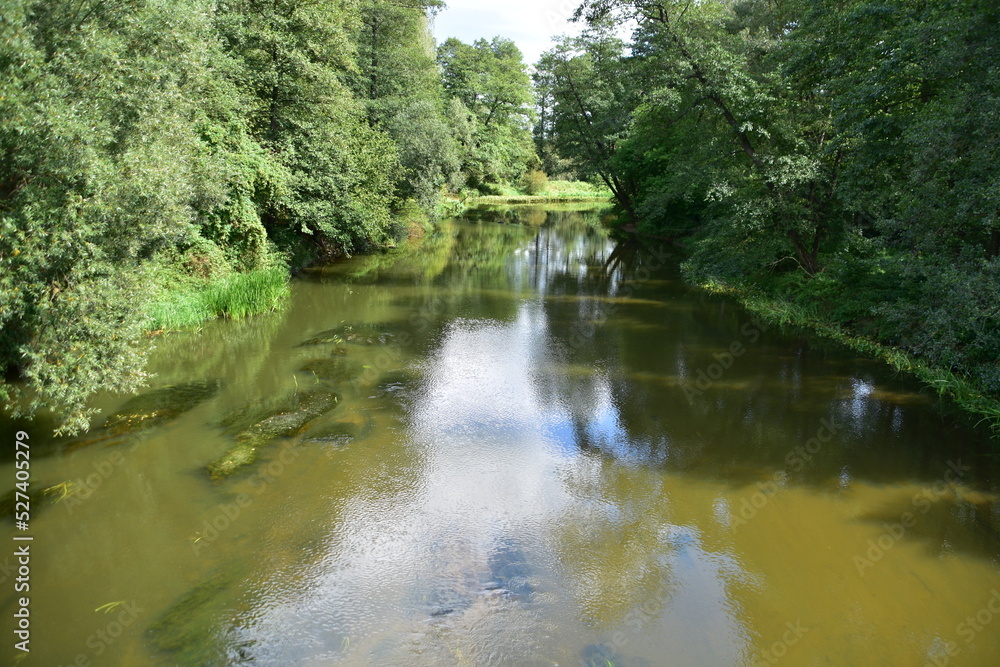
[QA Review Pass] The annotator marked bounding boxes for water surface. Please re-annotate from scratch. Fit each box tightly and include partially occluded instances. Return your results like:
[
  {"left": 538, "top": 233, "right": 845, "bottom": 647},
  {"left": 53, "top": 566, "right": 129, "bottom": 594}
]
[{"left": 4, "top": 205, "right": 999, "bottom": 666}]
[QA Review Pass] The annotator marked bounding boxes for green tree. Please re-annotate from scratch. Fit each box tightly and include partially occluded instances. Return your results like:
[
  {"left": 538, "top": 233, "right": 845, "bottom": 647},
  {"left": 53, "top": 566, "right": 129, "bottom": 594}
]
[
  {"left": 350, "top": 0, "right": 459, "bottom": 213},
  {"left": 438, "top": 37, "right": 537, "bottom": 188},
  {"left": 535, "top": 25, "right": 639, "bottom": 219},
  {"left": 214, "top": 0, "right": 402, "bottom": 255},
  {"left": 778, "top": 0, "right": 1000, "bottom": 390},
  {"left": 0, "top": 0, "right": 247, "bottom": 432},
  {"left": 1, "top": 0, "right": 409, "bottom": 433},
  {"left": 574, "top": 0, "right": 848, "bottom": 275}
]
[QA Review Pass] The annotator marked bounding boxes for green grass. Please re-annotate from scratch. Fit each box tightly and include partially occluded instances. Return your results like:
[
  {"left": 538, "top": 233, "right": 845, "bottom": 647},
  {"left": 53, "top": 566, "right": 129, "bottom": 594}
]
[
  {"left": 466, "top": 180, "right": 612, "bottom": 202},
  {"left": 542, "top": 180, "right": 612, "bottom": 197},
  {"left": 477, "top": 182, "right": 523, "bottom": 197},
  {"left": 146, "top": 265, "right": 289, "bottom": 331},
  {"left": 438, "top": 180, "right": 612, "bottom": 216},
  {"left": 465, "top": 194, "right": 613, "bottom": 205}
]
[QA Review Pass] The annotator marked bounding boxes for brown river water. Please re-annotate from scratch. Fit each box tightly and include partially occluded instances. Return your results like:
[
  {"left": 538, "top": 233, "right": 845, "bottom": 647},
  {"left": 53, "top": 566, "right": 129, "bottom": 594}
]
[{"left": 2, "top": 205, "right": 999, "bottom": 666}]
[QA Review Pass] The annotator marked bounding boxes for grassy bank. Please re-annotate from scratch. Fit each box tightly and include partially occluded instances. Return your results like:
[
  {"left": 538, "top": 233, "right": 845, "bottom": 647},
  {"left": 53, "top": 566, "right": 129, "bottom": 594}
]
[
  {"left": 438, "top": 181, "right": 612, "bottom": 216},
  {"left": 464, "top": 194, "right": 613, "bottom": 205},
  {"left": 146, "top": 265, "right": 290, "bottom": 332},
  {"left": 460, "top": 179, "right": 611, "bottom": 205},
  {"left": 697, "top": 279, "right": 1000, "bottom": 440}
]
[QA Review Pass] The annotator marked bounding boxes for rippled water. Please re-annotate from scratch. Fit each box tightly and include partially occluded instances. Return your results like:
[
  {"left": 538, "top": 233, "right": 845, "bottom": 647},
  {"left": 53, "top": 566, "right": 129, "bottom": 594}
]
[{"left": 3, "top": 205, "right": 999, "bottom": 666}]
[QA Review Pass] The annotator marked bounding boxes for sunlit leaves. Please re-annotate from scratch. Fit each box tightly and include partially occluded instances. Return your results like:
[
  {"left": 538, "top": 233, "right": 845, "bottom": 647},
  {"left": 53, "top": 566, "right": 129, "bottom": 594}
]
[{"left": 438, "top": 37, "right": 537, "bottom": 187}]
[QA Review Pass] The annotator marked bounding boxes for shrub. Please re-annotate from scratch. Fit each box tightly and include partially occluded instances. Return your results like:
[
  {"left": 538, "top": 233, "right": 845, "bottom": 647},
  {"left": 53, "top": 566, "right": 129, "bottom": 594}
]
[{"left": 522, "top": 169, "right": 549, "bottom": 195}]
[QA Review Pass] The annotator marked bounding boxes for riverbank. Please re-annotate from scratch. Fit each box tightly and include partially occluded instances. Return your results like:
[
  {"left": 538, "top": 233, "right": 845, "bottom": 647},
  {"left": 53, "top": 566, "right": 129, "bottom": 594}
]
[
  {"left": 448, "top": 179, "right": 612, "bottom": 209},
  {"left": 463, "top": 194, "right": 612, "bottom": 205},
  {"left": 695, "top": 279, "right": 1000, "bottom": 440},
  {"left": 145, "top": 265, "right": 289, "bottom": 333}
]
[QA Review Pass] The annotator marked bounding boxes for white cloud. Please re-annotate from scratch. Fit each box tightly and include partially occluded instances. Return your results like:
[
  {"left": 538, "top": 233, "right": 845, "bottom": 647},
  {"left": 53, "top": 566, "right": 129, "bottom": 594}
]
[{"left": 432, "top": 0, "right": 585, "bottom": 66}]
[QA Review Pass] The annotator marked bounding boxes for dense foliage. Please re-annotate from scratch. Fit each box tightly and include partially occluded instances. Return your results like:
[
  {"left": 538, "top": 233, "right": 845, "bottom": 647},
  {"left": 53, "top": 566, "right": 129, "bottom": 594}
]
[
  {"left": 438, "top": 36, "right": 538, "bottom": 190},
  {"left": 537, "top": 0, "right": 1000, "bottom": 422},
  {"left": 1, "top": 0, "right": 537, "bottom": 433},
  {"left": 350, "top": 1, "right": 459, "bottom": 215},
  {"left": 11, "top": 0, "right": 990, "bottom": 434}
]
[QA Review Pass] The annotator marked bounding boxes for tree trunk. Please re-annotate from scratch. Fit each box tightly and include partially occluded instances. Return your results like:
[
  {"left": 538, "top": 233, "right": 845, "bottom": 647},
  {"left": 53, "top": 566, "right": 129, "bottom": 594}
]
[
  {"left": 788, "top": 229, "right": 821, "bottom": 275},
  {"left": 268, "top": 85, "right": 280, "bottom": 144},
  {"left": 369, "top": 17, "right": 379, "bottom": 102}
]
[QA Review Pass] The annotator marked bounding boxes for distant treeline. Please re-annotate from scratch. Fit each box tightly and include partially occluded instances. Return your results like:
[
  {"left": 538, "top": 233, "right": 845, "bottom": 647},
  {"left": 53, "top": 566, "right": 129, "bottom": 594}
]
[
  {"left": 0, "top": 0, "right": 537, "bottom": 433},
  {"left": 536, "top": 0, "right": 1000, "bottom": 427}
]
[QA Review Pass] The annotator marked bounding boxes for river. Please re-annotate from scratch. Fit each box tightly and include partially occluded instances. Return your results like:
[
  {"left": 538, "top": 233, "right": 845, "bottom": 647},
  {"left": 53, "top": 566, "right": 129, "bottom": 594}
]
[{"left": 3, "top": 204, "right": 999, "bottom": 666}]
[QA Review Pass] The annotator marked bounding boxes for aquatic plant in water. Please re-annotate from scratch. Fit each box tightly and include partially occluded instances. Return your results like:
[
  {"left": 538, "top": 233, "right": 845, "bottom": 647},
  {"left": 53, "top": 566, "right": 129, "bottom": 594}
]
[
  {"left": 297, "top": 321, "right": 401, "bottom": 347},
  {"left": 147, "top": 568, "right": 241, "bottom": 665},
  {"left": 207, "top": 389, "right": 340, "bottom": 479},
  {"left": 64, "top": 380, "right": 220, "bottom": 451},
  {"left": 299, "top": 357, "right": 364, "bottom": 384},
  {"left": 0, "top": 482, "right": 76, "bottom": 521}
]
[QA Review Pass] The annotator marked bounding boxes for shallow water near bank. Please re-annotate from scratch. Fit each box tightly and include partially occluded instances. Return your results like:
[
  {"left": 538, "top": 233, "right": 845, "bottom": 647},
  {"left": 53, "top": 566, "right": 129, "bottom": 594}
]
[{"left": 3, "top": 206, "right": 999, "bottom": 666}]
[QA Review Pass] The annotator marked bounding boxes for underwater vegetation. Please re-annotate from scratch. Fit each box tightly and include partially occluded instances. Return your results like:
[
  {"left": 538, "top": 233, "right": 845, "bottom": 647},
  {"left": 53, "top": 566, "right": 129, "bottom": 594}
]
[
  {"left": 146, "top": 567, "right": 244, "bottom": 665},
  {"left": 301, "top": 411, "right": 375, "bottom": 447},
  {"left": 64, "top": 380, "right": 220, "bottom": 451},
  {"left": 0, "top": 481, "right": 75, "bottom": 521},
  {"left": 206, "top": 389, "right": 340, "bottom": 479},
  {"left": 298, "top": 356, "right": 364, "bottom": 385},
  {"left": 297, "top": 321, "right": 402, "bottom": 347}
]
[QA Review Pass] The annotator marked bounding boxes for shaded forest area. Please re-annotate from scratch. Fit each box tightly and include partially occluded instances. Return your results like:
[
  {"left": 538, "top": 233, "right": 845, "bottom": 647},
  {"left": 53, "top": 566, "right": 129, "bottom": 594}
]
[{"left": 536, "top": 0, "right": 999, "bottom": 432}]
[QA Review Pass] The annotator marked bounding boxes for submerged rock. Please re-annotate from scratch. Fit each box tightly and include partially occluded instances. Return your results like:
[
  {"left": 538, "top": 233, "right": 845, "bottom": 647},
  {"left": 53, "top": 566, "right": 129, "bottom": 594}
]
[
  {"left": 65, "top": 380, "right": 220, "bottom": 451},
  {"left": 302, "top": 421, "right": 359, "bottom": 447},
  {"left": 424, "top": 583, "right": 475, "bottom": 618},
  {"left": 103, "top": 380, "right": 220, "bottom": 434},
  {"left": 581, "top": 644, "right": 652, "bottom": 667},
  {"left": 299, "top": 357, "right": 363, "bottom": 384},
  {"left": 298, "top": 321, "right": 401, "bottom": 347},
  {"left": 301, "top": 410, "right": 376, "bottom": 449},
  {"left": 220, "top": 390, "right": 340, "bottom": 441},
  {"left": 414, "top": 541, "right": 535, "bottom": 624},
  {"left": 206, "top": 444, "right": 257, "bottom": 481},
  {"left": 207, "top": 389, "right": 340, "bottom": 479},
  {"left": 485, "top": 544, "right": 533, "bottom": 600},
  {"left": 147, "top": 568, "right": 241, "bottom": 666}
]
